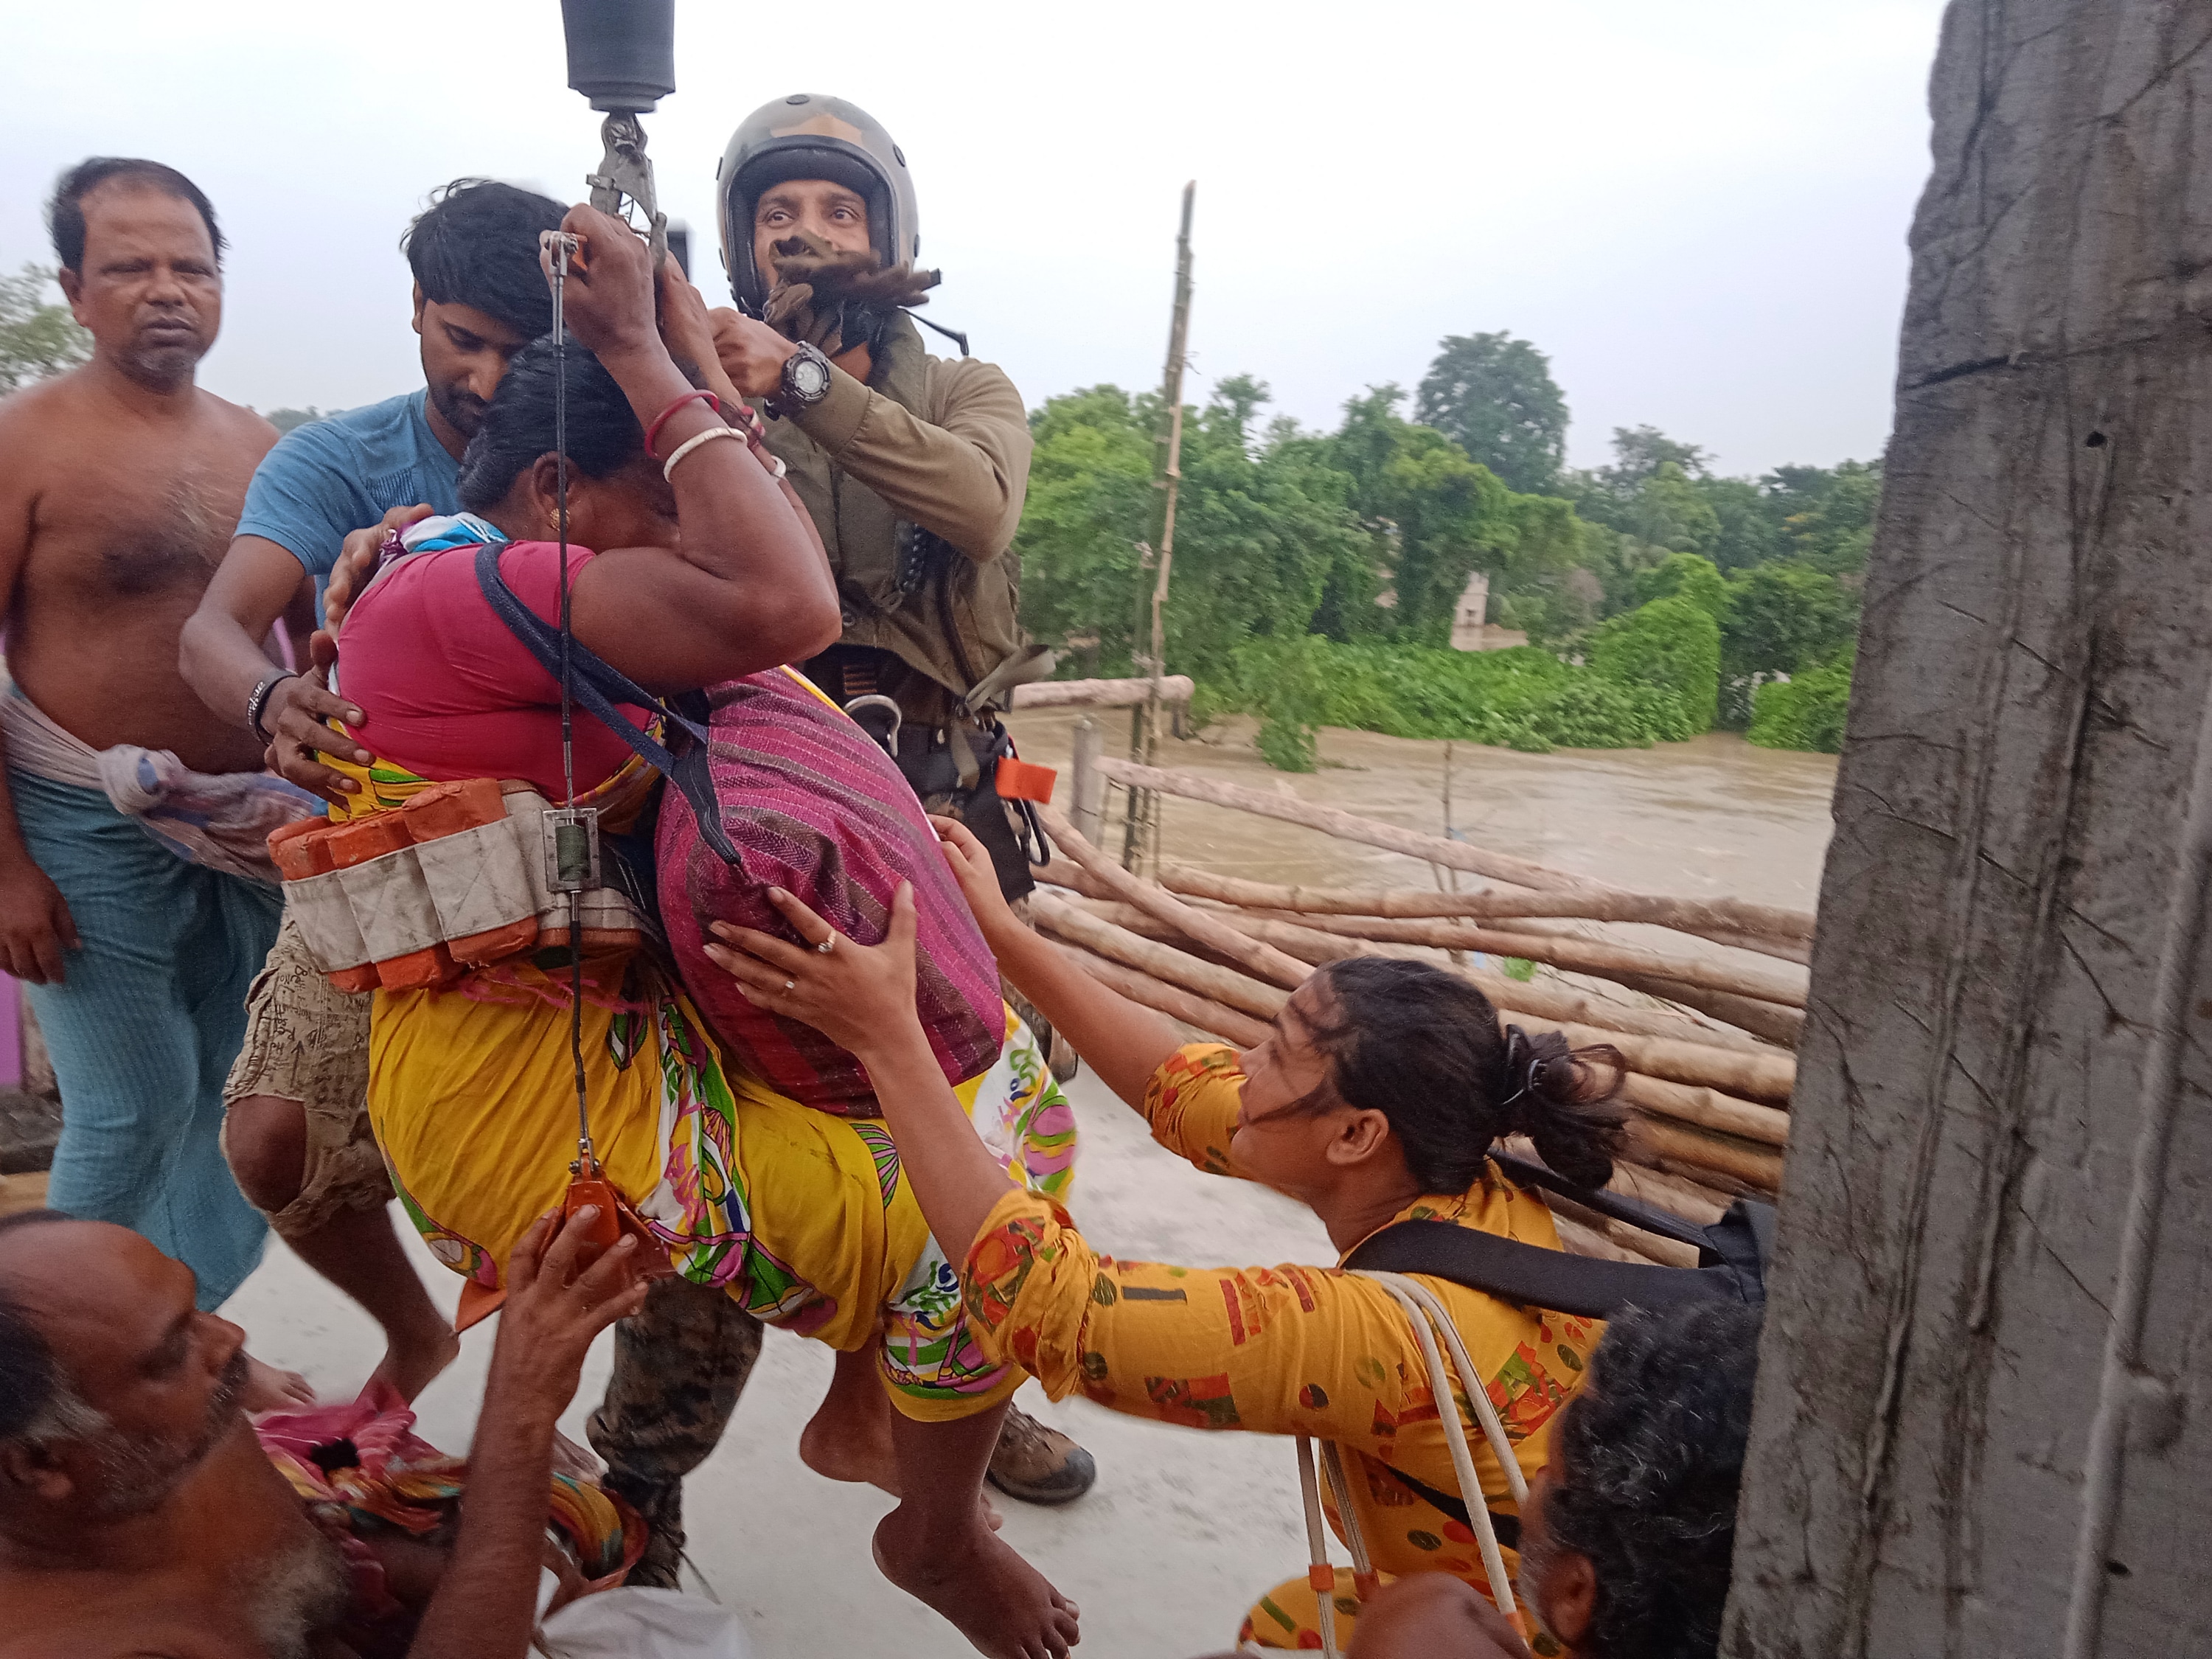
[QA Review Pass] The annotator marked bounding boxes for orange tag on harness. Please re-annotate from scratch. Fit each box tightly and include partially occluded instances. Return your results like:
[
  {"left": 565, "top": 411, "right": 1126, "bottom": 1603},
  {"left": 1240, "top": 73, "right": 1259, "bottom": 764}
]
[
  {"left": 1308, "top": 1564, "right": 1338, "bottom": 1594},
  {"left": 995, "top": 757, "right": 1057, "bottom": 803},
  {"left": 562, "top": 1173, "right": 626, "bottom": 1251}
]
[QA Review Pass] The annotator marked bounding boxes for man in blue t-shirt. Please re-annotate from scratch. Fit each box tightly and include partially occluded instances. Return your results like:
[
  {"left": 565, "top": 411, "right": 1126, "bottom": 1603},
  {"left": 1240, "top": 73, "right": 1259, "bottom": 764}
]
[{"left": 176, "top": 178, "right": 583, "bottom": 1371}]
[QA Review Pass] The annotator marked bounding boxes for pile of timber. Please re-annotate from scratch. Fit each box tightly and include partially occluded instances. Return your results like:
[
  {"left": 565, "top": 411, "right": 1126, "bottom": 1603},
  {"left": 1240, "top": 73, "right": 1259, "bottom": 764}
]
[{"left": 1023, "top": 765, "right": 1815, "bottom": 1254}]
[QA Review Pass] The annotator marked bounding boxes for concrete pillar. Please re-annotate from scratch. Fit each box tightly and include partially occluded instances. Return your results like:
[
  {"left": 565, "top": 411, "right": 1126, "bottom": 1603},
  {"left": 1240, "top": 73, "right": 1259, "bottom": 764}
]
[{"left": 1725, "top": 5, "right": 2212, "bottom": 1654}]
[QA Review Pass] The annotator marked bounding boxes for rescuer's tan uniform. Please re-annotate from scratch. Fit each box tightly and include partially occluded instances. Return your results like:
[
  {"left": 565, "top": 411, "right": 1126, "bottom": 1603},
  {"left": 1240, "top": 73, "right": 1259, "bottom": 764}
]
[{"left": 767, "top": 308, "right": 1034, "bottom": 730}]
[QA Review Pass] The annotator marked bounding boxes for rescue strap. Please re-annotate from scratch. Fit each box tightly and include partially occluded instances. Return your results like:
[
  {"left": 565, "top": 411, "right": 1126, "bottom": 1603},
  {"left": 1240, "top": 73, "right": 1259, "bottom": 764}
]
[{"left": 473, "top": 541, "right": 745, "bottom": 870}]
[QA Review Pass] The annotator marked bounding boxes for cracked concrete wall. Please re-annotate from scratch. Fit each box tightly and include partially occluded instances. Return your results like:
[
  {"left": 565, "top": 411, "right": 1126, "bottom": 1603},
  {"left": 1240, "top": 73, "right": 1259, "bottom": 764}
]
[{"left": 1722, "top": 2, "right": 2212, "bottom": 1655}]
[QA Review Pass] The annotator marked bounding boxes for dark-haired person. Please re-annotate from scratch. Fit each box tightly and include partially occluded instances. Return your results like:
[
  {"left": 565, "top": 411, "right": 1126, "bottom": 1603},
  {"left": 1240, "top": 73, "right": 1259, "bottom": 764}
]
[
  {"left": 175, "top": 178, "right": 570, "bottom": 1406},
  {"left": 703, "top": 819, "right": 1632, "bottom": 1650},
  {"left": 1340, "top": 1301, "right": 1763, "bottom": 1659},
  {"left": 320, "top": 201, "right": 1084, "bottom": 1659},
  {"left": 1512, "top": 1300, "right": 1761, "bottom": 1659},
  {"left": 0, "top": 158, "right": 307, "bottom": 1344},
  {"left": 0, "top": 1204, "right": 677, "bottom": 1658},
  {"left": 712, "top": 89, "right": 1091, "bottom": 1514}
]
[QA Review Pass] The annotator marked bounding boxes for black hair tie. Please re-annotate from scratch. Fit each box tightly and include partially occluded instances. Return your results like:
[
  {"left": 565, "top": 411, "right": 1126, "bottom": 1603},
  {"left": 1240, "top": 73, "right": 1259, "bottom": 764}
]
[{"left": 1499, "top": 1024, "right": 1545, "bottom": 1121}]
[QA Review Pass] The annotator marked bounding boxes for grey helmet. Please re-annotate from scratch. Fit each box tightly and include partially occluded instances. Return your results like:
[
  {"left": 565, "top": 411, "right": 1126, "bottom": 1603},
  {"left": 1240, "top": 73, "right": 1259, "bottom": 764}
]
[{"left": 716, "top": 94, "right": 918, "bottom": 311}]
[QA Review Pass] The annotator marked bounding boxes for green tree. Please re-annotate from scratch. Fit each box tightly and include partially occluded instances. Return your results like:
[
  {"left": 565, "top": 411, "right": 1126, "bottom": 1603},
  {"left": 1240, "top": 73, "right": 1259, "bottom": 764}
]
[
  {"left": 1319, "top": 386, "right": 1577, "bottom": 647},
  {"left": 1700, "top": 475, "right": 1782, "bottom": 571},
  {"left": 1776, "top": 458, "right": 1881, "bottom": 573},
  {"left": 265, "top": 407, "right": 327, "bottom": 435},
  {"left": 1588, "top": 594, "right": 1721, "bottom": 733},
  {"left": 1012, "top": 379, "right": 1367, "bottom": 689},
  {"left": 1633, "top": 551, "right": 1729, "bottom": 619},
  {"left": 1747, "top": 647, "right": 1854, "bottom": 753},
  {"left": 1722, "top": 560, "right": 1860, "bottom": 679},
  {"left": 1414, "top": 332, "right": 1569, "bottom": 495},
  {"left": 0, "top": 264, "right": 90, "bottom": 392}
]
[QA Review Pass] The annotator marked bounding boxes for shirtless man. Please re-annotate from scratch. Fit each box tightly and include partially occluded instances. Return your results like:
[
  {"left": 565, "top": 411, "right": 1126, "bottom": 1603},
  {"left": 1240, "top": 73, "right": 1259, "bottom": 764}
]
[
  {"left": 0, "top": 1206, "right": 653, "bottom": 1658},
  {"left": 0, "top": 159, "right": 302, "bottom": 1321}
]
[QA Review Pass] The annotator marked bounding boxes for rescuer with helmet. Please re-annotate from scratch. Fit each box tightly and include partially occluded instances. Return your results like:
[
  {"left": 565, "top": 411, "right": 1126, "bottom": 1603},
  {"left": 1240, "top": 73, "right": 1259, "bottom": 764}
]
[
  {"left": 639, "top": 94, "right": 1097, "bottom": 1514},
  {"left": 706, "top": 94, "right": 1052, "bottom": 906}
]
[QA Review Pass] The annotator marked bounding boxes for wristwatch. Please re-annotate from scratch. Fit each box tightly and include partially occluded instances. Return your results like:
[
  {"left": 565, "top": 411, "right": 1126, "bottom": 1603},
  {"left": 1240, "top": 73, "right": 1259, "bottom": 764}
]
[{"left": 768, "top": 341, "right": 833, "bottom": 417}]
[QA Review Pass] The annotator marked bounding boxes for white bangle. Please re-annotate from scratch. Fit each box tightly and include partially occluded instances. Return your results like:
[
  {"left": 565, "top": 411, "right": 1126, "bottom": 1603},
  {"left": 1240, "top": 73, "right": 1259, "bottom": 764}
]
[{"left": 661, "top": 423, "right": 745, "bottom": 481}]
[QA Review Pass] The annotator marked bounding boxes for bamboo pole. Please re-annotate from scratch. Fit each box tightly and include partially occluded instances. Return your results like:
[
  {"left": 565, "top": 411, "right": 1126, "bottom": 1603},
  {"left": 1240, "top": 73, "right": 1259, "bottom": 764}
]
[
  {"left": 1552, "top": 1214, "right": 1652, "bottom": 1265},
  {"left": 1011, "top": 675, "right": 1194, "bottom": 712},
  {"left": 1047, "top": 879, "right": 1797, "bottom": 1053},
  {"left": 1157, "top": 864, "right": 1812, "bottom": 964},
  {"left": 1543, "top": 1193, "right": 1703, "bottom": 1268},
  {"left": 1096, "top": 757, "right": 1815, "bottom": 942},
  {"left": 1123, "top": 181, "right": 1197, "bottom": 874},
  {"left": 1227, "top": 907, "right": 1807, "bottom": 1009},
  {"left": 1056, "top": 942, "right": 1271, "bottom": 1047},
  {"left": 1029, "top": 892, "right": 1289, "bottom": 1020},
  {"left": 1626, "top": 1114, "right": 1784, "bottom": 1192},
  {"left": 1037, "top": 863, "right": 1788, "bottom": 1055},
  {"left": 1036, "top": 801, "right": 1311, "bottom": 991},
  {"left": 1035, "top": 899, "right": 1790, "bottom": 1163},
  {"left": 1051, "top": 894, "right": 1799, "bottom": 1102},
  {"left": 1608, "top": 971, "right": 1804, "bottom": 1049},
  {"left": 1617, "top": 1073, "right": 1788, "bottom": 1149}
]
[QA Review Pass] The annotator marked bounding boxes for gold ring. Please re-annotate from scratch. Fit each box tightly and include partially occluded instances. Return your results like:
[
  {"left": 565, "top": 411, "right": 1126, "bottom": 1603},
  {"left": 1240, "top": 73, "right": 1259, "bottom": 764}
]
[{"left": 815, "top": 935, "right": 835, "bottom": 955}]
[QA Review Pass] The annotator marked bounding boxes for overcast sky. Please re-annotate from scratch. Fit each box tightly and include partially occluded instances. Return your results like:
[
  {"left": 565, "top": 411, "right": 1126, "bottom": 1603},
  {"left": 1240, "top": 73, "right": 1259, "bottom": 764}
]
[{"left": 0, "top": 0, "right": 1948, "bottom": 479}]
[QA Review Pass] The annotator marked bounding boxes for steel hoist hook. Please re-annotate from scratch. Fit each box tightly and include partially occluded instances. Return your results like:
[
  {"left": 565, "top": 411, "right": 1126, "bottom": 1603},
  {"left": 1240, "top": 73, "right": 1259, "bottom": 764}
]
[{"left": 587, "top": 113, "right": 669, "bottom": 270}]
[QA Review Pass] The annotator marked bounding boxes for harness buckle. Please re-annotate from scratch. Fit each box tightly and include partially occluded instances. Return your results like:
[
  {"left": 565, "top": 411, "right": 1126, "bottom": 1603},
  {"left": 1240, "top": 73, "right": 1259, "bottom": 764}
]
[{"left": 544, "top": 807, "right": 602, "bottom": 893}]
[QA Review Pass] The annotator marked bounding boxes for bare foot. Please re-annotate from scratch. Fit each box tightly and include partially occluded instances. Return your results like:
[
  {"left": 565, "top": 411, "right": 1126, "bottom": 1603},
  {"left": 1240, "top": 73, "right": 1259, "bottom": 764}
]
[
  {"left": 800, "top": 1411, "right": 1003, "bottom": 1529},
  {"left": 243, "top": 1354, "right": 316, "bottom": 1413},
  {"left": 800, "top": 1391, "right": 897, "bottom": 1488},
  {"left": 874, "top": 1500, "right": 1079, "bottom": 1658},
  {"left": 367, "top": 1318, "right": 462, "bottom": 1403}
]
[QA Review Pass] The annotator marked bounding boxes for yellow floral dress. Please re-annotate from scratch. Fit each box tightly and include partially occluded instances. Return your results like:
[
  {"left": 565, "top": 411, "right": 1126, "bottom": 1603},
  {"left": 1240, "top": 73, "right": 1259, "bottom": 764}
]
[{"left": 959, "top": 1043, "right": 1601, "bottom": 1648}]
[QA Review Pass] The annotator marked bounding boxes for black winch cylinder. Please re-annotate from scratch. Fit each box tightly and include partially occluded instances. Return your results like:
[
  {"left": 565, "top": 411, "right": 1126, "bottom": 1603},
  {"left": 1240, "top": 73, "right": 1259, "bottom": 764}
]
[{"left": 561, "top": 0, "right": 676, "bottom": 113}]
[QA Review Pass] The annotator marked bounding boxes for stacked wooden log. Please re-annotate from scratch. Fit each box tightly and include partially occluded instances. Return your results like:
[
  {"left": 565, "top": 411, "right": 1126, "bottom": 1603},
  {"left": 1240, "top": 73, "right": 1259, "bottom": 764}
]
[{"left": 1024, "top": 766, "right": 1815, "bottom": 1243}]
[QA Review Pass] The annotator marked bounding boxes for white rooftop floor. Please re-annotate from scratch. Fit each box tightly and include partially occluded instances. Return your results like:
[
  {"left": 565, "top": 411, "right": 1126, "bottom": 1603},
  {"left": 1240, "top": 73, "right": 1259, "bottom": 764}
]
[{"left": 220, "top": 1063, "right": 1336, "bottom": 1658}]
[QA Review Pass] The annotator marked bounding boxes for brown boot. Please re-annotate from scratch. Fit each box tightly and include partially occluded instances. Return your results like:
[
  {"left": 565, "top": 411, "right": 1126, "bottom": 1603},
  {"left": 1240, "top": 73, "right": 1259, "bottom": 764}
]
[{"left": 985, "top": 1405, "right": 1097, "bottom": 1506}]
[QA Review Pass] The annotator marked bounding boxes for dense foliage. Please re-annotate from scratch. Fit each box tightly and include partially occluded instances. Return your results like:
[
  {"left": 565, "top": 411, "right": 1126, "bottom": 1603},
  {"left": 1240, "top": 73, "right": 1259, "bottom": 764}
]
[
  {"left": 1747, "top": 649, "right": 1854, "bottom": 754},
  {"left": 1010, "top": 332, "right": 1873, "bottom": 766},
  {"left": 0, "top": 263, "right": 91, "bottom": 392}
]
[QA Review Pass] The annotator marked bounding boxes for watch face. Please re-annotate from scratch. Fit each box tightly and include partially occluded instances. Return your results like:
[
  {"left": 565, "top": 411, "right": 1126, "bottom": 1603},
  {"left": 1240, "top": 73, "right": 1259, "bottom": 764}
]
[{"left": 790, "top": 352, "right": 832, "bottom": 401}]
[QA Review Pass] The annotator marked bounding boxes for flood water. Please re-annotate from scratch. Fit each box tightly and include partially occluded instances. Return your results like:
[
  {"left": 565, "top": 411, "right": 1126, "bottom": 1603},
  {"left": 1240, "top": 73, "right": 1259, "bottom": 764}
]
[{"left": 1004, "top": 709, "right": 1840, "bottom": 914}]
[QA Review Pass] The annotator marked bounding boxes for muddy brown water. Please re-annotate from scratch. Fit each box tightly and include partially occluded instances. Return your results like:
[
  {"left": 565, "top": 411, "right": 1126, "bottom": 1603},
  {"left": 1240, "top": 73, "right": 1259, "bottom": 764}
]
[
  {"left": 1005, "top": 709, "right": 1838, "bottom": 909},
  {"left": 1002, "top": 709, "right": 1839, "bottom": 1012}
]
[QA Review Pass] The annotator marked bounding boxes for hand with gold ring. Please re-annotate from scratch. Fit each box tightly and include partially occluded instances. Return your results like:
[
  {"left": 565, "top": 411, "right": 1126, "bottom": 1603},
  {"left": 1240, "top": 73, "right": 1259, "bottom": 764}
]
[{"left": 703, "top": 884, "right": 921, "bottom": 1058}]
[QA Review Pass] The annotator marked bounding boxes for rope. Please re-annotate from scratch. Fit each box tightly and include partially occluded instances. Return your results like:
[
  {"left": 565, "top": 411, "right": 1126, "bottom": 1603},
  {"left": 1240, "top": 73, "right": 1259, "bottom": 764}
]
[
  {"left": 1289, "top": 1272, "right": 1532, "bottom": 1655},
  {"left": 1294, "top": 1433, "right": 1343, "bottom": 1659},
  {"left": 546, "top": 234, "right": 591, "bottom": 1164}
]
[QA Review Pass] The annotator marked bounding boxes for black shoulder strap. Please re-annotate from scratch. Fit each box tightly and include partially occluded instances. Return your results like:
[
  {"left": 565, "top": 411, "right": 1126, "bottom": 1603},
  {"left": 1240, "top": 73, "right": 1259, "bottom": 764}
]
[
  {"left": 1343, "top": 1220, "right": 1746, "bottom": 1320},
  {"left": 1487, "top": 1150, "right": 1715, "bottom": 1256},
  {"left": 473, "top": 542, "right": 744, "bottom": 868},
  {"left": 1340, "top": 1153, "right": 1775, "bottom": 1320}
]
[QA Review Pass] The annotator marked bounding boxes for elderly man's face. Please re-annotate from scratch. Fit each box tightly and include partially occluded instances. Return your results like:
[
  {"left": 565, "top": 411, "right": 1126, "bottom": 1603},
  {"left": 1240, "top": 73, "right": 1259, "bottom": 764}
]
[{"left": 0, "top": 1220, "right": 251, "bottom": 1517}]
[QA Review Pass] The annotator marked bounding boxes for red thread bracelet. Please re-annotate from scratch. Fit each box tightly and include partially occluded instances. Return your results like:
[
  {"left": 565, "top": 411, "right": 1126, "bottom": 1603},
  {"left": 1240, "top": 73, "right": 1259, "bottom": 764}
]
[{"left": 644, "top": 389, "right": 721, "bottom": 458}]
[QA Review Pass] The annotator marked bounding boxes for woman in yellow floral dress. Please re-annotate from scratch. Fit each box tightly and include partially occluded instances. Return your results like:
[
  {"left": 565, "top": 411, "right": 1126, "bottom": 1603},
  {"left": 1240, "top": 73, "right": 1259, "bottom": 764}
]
[{"left": 704, "top": 819, "right": 1631, "bottom": 1651}]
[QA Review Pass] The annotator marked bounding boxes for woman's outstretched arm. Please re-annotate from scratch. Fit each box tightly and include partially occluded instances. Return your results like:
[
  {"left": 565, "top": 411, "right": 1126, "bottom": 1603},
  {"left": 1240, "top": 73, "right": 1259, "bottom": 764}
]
[
  {"left": 931, "top": 816, "right": 1188, "bottom": 1110},
  {"left": 706, "top": 882, "right": 1018, "bottom": 1256}
]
